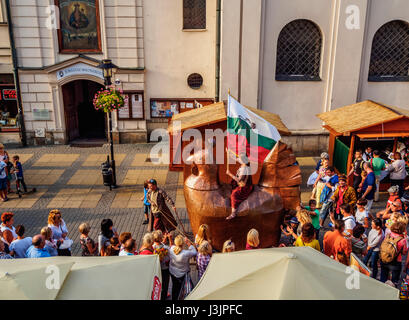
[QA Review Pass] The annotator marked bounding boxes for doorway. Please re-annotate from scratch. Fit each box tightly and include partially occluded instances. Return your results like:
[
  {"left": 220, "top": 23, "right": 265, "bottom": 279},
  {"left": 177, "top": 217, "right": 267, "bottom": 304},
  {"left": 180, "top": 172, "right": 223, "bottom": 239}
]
[{"left": 62, "top": 80, "right": 106, "bottom": 143}]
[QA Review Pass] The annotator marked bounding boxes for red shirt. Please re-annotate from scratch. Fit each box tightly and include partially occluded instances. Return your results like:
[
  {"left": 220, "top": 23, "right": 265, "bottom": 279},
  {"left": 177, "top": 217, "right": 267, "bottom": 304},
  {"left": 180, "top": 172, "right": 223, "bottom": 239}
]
[
  {"left": 139, "top": 247, "right": 154, "bottom": 255},
  {"left": 323, "top": 230, "right": 351, "bottom": 259},
  {"left": 246, "top": 243, "right": 259, "bottom": 250},
  {"left": 387, "top": 195, "right": 401, "bottom": 209}
]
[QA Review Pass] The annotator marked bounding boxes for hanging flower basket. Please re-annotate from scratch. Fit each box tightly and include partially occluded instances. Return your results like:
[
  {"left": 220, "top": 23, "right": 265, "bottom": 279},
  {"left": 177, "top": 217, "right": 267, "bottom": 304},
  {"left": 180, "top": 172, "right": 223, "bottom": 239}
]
[{"left": 93, "top": 87, "right": 127, "bottom": 113}]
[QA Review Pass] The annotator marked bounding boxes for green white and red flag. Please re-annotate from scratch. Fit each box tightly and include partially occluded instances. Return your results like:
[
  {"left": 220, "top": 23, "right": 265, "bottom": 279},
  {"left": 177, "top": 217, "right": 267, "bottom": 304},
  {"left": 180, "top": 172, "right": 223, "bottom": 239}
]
[{"left": 227, "top": 95, "right": 281, "bottom": 164}]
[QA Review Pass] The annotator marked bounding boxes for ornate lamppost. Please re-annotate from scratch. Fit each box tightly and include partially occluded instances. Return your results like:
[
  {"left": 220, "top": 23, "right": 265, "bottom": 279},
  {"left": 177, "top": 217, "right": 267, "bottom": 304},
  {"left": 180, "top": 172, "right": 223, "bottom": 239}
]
[{"left": 97, "top": 59, "right": 119, "bottom": 188}]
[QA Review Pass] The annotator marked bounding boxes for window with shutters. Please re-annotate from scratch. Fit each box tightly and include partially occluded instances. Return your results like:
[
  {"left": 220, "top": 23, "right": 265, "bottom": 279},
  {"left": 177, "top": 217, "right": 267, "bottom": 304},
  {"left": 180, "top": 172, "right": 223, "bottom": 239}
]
[
  {"left": 368, "top": 20, "right": 409, "bottom": 82},
  {"left": 183, "top": 0, "right": 206, "bottom": 30},
  {"left": 275, "top": 19, "right": 322, "bottom": 81}
]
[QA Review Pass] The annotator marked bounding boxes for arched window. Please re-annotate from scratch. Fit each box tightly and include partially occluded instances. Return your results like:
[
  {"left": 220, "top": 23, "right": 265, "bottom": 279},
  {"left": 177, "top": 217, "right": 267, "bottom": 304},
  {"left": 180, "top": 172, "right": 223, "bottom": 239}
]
[
  {"left": 183, "top": 0, "right": 206, "bottom": 30},
  {"left": 369, "top": 20, "right": 409, "bottom": 81},
  {"left": 275, "top": 19, "right": 322, "bottom": 81}
]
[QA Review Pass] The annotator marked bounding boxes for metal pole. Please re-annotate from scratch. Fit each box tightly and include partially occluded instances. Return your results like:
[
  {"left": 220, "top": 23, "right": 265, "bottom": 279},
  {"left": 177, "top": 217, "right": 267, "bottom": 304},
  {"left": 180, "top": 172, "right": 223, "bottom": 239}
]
[
  {"left": 108, "top": 110, "right": 117, "bottom": 187},
  {"left": 104, "top": 75, "right": 116, "bottom": 188}
]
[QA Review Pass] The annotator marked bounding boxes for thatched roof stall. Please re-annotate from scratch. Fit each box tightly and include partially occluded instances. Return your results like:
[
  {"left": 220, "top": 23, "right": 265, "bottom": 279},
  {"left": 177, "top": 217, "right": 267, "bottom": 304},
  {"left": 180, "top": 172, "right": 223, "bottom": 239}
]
[
  {"left": 168, "top": 102, "right": 291, "bottom": 136},
  {"left": 317, "top": 100, "right": 409, "bottom": 189}
]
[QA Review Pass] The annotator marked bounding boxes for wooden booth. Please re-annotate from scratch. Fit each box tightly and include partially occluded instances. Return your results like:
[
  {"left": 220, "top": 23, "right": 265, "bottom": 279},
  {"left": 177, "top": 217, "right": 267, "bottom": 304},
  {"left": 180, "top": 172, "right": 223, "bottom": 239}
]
[
  {"left": 317, "top": 100, "right": 409, "bottom": 191},
  {"left": 167, "top": 101, "right": 291, "bottom": 185}
]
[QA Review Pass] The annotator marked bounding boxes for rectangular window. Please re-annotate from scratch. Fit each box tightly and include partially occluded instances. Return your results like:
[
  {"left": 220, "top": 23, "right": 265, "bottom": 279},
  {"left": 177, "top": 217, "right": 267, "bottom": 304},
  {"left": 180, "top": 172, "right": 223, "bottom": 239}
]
[
  {"left": 183, "top": 0, "right": 206, "bottom": 30},
  {"left": 150, "top": 99, "right": 214, "bottom": 118},
  {"left": 118, "top": 91, "right": 145, "bottom": 120}
]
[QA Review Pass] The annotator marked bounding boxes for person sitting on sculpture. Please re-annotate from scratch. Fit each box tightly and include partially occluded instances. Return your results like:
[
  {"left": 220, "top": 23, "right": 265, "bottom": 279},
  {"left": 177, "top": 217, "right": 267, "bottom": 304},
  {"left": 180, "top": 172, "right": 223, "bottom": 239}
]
[{"left": 225, "top": 152, "right": 254, "bottom": 220}]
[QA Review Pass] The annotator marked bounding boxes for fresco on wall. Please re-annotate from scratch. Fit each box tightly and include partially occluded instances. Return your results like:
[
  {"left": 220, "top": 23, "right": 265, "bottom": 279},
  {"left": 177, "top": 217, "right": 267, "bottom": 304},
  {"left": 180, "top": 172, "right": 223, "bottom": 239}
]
[{"left": 56, "top": 0, "right": 102, "bottom": 53}]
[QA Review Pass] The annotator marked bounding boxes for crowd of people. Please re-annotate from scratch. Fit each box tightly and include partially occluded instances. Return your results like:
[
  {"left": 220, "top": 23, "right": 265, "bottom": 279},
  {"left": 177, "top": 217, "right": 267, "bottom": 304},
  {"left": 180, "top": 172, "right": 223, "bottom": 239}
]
[
  {"left": 1, "top": 141, "right": 409, "bottom": 298},
  {"left": 287, "top": 147, "right": 409, "bottom": 294},
  {"left": 0, "top": 204, "right": 259, "bottom": 300}
]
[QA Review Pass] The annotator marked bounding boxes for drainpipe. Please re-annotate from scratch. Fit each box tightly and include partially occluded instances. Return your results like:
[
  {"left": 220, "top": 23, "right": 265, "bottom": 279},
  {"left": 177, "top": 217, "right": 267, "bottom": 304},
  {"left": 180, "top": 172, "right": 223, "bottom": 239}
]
[
  {"left": 215, "top": 0, "right": 221, "bottom": 102},
  {"left": 5, "top": 0, "right": 27, "bottom": 146}
]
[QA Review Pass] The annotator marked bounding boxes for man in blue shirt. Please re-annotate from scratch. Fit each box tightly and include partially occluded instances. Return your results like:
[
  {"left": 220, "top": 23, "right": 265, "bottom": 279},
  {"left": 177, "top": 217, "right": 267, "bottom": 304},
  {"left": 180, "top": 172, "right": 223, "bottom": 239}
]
[
  {"left": 360, "top": 162, "right": 376, "bottom": 213},
  {"left": 26, "top": 235, "right": 51, "bottom": 258}
]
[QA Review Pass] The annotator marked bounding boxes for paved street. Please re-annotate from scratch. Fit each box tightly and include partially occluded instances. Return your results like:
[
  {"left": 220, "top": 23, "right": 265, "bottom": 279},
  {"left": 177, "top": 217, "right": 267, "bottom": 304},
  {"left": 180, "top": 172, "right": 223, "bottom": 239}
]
[
  {"left": 4, "top": 143, "right": 389, "bottom": 256},
  {"left": 5, "top": 143, "right": 188, "bottom": 256}
]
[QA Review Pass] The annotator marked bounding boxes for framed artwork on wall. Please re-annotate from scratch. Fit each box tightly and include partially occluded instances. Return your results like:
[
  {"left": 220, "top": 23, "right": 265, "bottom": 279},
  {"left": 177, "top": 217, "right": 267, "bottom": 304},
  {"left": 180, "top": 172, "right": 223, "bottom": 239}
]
[{"left": 55, "top": 0, "right": 102, "bottom": 53}]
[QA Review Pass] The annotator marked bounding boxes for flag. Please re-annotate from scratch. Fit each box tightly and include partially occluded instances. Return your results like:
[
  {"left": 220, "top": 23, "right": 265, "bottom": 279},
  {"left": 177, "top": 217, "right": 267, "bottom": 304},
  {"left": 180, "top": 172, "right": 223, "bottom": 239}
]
[{"left": 227, "top": 95, "right": 281, "bottom": 163}]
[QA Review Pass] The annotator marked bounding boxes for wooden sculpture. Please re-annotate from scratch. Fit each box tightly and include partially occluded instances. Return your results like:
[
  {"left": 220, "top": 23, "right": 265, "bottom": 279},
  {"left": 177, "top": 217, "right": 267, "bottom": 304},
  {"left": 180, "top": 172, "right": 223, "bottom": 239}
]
[{"left": 184, "top": 141, "right": 302, "bottom": 251}]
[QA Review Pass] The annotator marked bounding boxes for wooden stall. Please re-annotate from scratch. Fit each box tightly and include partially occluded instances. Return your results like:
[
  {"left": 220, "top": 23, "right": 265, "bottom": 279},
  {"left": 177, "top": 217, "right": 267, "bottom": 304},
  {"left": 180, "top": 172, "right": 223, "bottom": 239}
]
[
  {"left": 167, "top": 101, "right": 291, "bottom": 184},
  {"left": 317, "top": 100, "right": 409, "bottom": 191}
]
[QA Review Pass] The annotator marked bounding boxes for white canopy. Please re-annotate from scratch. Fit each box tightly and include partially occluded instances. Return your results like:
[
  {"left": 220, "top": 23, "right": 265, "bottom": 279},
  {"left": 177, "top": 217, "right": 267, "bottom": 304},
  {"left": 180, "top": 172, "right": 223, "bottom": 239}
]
[
  {"left": 187, "top": 247, "right": 399, "bottom": 300},
  {"left": 0, "top": 255, "right": 161, "bottom": 300}
]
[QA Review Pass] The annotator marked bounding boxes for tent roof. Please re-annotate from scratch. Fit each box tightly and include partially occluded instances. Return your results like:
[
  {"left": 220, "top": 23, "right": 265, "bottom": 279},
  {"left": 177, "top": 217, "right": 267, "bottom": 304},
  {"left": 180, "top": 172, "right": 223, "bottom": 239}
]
[
  {"left": 0, "top": 256, "right": 161, "bottom": 300},
  {"left": 186, "top": 247, "right": 399, "bottom": 300},
  {"left": 316, "top": 100, "right": 409, "bottom": 135},
  {"left": 168, "top": 101, "right": 291, "bottom": 135}
]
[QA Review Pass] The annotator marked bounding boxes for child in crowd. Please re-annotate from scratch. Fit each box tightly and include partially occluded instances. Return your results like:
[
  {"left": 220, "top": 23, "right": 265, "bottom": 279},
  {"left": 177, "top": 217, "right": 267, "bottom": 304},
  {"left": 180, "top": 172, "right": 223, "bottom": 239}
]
[
  {"left": 12, "top": 156, "right": 27, "bottom": 193},
  {"left": 280, "top": 217, "right": 299, "bottom": 246},
  {"left": 119, "top": 239, "right": 136, "bottom": 256},
  {"left": 385, "top": 212, "right": 400, "bottom": 237},
  {"left": 296, "top": 208, "right": 312, "bottom": 236},
  {"left": 222, "top": 240, "right": 235, "bottom": 253},
  {"left": 350, "top": 225, "right": 367, "bottom": 260},
  {"left": 119, "top": 232, "right": 132, "bottom": 254},
  {"left": 140, "top": 181, "right": 151, "bottom": 225},
  {"left": 302, "top": 200, "right": 320, "bottom": 241},
  {"left": 294, "top": 223, "right": 320, "bottom": 251},
  {"left": 355, "top": 199, "right": 370, "bottom": 232},
  {"left": 153, "top": 230, "right": 170, "bottom": 300},
  {"left": 139, "top": 233, "right": 154, "bottom": 255},
  {"left": 79, "top": 223, "right": 97, "bottom": 256},
  {"left": 246, "top": 229, "right": 260, "bottom": 250},
  {"left": 197, "top": 240, "right": 212, "bottom": 280},
  {"left": 40, "top": 226, "right": 58, "bottom": 257},
  {"left": 105, "top": 237, "right": 120, "bottom": 256}
]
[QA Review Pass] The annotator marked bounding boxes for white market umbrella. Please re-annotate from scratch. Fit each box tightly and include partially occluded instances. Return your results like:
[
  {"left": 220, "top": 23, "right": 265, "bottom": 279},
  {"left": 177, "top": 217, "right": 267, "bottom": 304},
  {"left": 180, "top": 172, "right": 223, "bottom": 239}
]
[{"left": 186, "top": 247, "right": 399, "bottom": 300}]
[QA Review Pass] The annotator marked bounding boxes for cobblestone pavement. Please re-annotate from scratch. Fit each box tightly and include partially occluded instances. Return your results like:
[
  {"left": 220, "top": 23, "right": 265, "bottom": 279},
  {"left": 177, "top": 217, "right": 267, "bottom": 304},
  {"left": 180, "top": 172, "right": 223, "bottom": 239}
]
[
  {"left": 5, "top": 143, "right": 190, "bottom": 256},
  {"left": 4, "top": 143, "right": 389, "bottom": 258}
]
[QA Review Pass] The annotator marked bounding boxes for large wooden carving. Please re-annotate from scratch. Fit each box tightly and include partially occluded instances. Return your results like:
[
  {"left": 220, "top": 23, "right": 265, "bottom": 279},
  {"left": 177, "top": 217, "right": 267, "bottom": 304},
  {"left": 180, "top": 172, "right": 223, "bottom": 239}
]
[{"left": 184, "top": 142, "right": 302, "bottom": 251}]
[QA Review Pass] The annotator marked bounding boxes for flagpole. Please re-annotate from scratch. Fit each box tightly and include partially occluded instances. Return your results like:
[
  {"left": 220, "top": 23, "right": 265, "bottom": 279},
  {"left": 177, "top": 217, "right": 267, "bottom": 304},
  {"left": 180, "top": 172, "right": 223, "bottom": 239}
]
[{"left": 227, "top": 89, "right": 230, "bottom": 173}]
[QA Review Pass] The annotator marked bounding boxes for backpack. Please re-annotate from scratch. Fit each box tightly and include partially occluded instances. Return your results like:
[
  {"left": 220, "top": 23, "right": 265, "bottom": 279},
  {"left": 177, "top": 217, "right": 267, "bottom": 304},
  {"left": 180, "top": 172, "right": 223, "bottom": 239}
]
[{"left": 379, "top": 235, "right": 403, "bottom": 264}]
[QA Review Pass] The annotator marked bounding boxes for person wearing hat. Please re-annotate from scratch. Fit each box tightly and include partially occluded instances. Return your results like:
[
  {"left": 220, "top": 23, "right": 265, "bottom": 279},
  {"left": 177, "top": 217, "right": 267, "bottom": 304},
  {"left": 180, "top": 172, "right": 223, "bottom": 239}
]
[
  {"left": 377, "top": 200, "right": 405, "bottom": 223},
  {"left": 146, "top": 179, "right": 178, "bottom": 234},
  {"left": 329, "top": 174, "right": 357, "bottom": 221},
  {"left": 376, "top": 186, "right": 402, "bottom": 219},
  {"left": 280, "top": 217, "right": 299, "bottom": 246}
]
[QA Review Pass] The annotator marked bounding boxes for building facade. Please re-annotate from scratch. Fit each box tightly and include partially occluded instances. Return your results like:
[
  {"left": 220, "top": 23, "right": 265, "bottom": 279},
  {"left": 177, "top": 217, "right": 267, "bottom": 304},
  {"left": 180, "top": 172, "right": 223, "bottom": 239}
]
[
  {"left": 0, "top": 0, "right": 20, "bottom": 144},
  {"left": 9, "top": 0, "right": 216, "bottom": 145},
  {"left": 220, "top": 0, "right": 409, "bottom": 154}
]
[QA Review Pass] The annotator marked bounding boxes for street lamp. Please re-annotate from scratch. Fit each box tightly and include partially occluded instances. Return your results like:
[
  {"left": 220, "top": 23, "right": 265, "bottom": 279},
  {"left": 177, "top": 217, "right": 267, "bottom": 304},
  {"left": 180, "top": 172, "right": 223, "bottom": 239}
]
[{"left": 98, "top": 59, "right": 118, "bottom": 188}]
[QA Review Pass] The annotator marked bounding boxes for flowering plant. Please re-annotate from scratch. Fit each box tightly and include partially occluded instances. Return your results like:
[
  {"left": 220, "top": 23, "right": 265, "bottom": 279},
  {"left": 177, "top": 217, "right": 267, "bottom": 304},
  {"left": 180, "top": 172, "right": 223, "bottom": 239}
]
[
  {"left": 93, "top": 86, "right": 127, "bottom": 113},
  {"left": 154, "top": 247, "right": 169, "bottom": 262}
]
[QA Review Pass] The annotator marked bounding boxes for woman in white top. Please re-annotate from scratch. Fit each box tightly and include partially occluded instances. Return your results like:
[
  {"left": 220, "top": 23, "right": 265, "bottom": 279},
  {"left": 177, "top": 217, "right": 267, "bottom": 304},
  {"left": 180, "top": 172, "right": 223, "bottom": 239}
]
[
  {"left": 1, "top": 212, "right": 17, "bottom": 246},
  {"left": 48, "top": 209, "right": 71, "bottom": 256},
  {"left": 168, "top": 234, "right": 197, "bottom": 300},
  {"left": 388, "top": 152, "right": 408, "bottom": 198}
]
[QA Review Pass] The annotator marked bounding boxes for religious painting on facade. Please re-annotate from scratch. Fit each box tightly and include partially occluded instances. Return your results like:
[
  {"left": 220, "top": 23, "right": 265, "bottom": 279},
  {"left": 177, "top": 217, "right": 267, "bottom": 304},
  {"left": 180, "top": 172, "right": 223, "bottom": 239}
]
[{"left": 56, "top": 0, "right": 102, "bottom": 53}]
